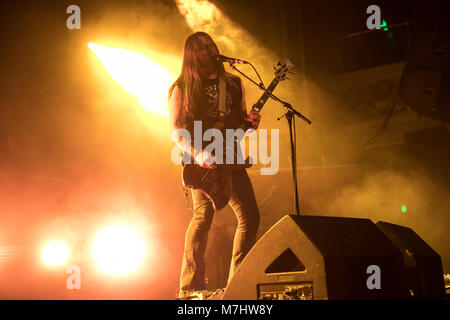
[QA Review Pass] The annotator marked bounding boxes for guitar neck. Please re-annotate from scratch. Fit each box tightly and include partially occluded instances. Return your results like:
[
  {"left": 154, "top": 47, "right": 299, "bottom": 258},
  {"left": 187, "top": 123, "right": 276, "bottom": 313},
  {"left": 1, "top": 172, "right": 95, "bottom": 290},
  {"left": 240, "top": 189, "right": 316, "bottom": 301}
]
[
  {"left": 239, "top": 78, "right": 279, "bottom": 132},
  {"left": 251, "top": 78, "right": 279, "bottom": 113}
]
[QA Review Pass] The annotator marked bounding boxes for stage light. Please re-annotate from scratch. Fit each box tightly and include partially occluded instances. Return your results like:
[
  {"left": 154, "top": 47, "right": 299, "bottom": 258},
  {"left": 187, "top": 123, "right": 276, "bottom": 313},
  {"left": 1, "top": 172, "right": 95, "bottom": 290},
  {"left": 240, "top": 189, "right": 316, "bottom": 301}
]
[
  {"left": 176, "top": 0, "right": 216, "bottom": 30},
  {"left": 381, "top": 19, "right": 389, "bottom": 31},
  {"left": 91, "top": 223, "right": 147, "bottom": 276},
  {"left": 88, "top": 42, "right": 174, "bottom": 117},
  {"left": 42, "top": 241, "right": 70, "bottom": 267},
  {"left": 176, "top": 0, "right": 277, "bottom": 64}
]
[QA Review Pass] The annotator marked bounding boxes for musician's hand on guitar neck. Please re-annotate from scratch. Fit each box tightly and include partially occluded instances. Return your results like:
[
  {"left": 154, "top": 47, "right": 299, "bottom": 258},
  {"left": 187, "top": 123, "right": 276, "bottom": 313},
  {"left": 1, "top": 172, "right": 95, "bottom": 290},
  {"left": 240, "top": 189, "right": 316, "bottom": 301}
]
[
  {"left": 194, "top": 149, "right": 217, "bottom": 169},
  {"left": 245, "top": 111, "right": 261, "bottom": 129}
]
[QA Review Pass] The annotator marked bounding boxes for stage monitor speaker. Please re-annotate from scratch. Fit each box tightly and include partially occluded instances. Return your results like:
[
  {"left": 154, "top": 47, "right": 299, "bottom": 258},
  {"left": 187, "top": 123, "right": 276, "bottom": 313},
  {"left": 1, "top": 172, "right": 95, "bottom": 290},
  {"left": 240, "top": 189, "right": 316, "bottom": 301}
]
[
  {"left": 376, "top": 221, "right": 445, "bottom": 299},
  {"left": 222, "top": 215, "right": 406, "bottom": 300}
]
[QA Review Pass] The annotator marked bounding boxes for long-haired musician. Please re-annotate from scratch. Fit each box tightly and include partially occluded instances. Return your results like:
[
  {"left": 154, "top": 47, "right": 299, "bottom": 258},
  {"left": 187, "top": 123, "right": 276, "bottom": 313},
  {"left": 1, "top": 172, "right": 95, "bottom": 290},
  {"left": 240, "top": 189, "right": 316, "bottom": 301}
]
[{"left": 168, "top": 32, "right": 261, "bottom": 299}]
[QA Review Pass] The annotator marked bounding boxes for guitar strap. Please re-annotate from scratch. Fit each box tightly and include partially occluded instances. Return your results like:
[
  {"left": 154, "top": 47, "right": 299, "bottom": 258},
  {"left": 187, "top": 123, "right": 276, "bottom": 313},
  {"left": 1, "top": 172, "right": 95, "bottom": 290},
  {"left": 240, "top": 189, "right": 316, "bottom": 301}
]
[{"left": 215, "top": 75, "right": 227, "bottom": 130}]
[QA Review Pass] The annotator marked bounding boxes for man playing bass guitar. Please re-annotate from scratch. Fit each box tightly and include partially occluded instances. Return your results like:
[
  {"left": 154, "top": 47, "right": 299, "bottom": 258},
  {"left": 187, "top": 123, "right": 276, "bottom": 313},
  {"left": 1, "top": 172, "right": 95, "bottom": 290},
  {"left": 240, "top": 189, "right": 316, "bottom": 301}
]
[{"left": 168, "top": 32, "right": 261, "bottom": 299}]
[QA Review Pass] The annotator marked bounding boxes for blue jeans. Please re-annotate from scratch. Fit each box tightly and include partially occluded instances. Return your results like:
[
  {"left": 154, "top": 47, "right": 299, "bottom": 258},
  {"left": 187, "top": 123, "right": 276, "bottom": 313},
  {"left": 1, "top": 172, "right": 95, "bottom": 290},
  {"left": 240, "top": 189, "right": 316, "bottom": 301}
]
[{"left": 179, "top": 169, "right": 260, "bottom": 297}]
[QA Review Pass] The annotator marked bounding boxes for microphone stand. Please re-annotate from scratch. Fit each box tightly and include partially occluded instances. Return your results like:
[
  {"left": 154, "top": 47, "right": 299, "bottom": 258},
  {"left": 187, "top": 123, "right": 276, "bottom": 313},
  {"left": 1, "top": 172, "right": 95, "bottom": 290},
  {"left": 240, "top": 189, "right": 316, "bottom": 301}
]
[{"left": 228, "top": 62, "right": 311, "bottom": 215}]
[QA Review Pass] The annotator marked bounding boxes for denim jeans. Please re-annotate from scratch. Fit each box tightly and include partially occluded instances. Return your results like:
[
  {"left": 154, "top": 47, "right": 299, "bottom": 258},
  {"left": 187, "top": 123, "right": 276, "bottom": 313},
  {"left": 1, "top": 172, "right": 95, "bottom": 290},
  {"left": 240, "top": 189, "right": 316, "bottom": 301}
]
[{"left": 178, "top": 169, "right": 260, "bottom": 298}]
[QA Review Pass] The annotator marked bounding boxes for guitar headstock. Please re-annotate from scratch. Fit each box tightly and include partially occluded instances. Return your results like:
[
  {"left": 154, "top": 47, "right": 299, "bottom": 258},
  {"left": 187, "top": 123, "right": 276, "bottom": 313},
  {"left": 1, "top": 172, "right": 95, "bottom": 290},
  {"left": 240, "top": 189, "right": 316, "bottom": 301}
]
[{"left": 274, "top": 59, "right": 295, "bottom": 82}]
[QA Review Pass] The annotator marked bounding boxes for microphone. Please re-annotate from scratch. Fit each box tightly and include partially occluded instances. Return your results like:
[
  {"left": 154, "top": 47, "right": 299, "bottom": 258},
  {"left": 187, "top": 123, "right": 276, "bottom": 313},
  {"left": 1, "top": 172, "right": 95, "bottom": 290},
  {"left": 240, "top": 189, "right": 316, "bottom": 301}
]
[{"left": 216, "top": 54, "right": 248, "bottom": 64}]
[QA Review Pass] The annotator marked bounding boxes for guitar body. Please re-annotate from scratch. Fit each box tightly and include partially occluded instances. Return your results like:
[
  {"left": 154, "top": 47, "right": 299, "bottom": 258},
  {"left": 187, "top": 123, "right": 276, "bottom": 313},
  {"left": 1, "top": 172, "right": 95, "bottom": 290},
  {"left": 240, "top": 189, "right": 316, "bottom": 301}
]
[{"left": 182, "top": 164, "right": 233, "bottom": 210}]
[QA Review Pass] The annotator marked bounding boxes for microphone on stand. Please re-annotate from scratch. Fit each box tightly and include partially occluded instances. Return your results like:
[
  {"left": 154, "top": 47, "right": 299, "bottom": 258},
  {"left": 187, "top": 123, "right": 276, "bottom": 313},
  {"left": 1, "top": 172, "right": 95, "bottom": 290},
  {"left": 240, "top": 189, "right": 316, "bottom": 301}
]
[{"left": 216, "top": 54, "right": 248, "bottom": 64}]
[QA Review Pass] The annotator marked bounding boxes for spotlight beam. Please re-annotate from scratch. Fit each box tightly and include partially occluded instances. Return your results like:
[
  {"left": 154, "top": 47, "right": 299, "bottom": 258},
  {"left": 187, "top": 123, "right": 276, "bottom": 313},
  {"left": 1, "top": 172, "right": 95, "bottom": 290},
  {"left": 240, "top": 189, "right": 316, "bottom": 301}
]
[{"left": 88, "top": 42, "right": 175, "bottom": 117}]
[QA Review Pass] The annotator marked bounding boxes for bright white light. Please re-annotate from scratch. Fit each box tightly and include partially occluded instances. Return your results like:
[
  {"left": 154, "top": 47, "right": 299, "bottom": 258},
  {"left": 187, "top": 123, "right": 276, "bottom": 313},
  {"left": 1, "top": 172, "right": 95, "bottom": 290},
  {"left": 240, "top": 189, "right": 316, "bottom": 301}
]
[
  {"left": 91, "top": 223, "right": 147, "bottom": 276},
  {"left": 88, "top": 42, "right": 174, "bottom": 117},
  {"left": 42, "top": 241, "right": 70, "bottom": 266}
]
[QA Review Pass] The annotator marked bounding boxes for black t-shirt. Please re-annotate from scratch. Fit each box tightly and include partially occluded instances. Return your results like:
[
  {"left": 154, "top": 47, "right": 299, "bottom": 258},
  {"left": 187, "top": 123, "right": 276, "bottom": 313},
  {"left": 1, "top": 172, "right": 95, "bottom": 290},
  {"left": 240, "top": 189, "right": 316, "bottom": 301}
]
[{"left": 181, "top": 75, "right": 244, "bottom": 134}]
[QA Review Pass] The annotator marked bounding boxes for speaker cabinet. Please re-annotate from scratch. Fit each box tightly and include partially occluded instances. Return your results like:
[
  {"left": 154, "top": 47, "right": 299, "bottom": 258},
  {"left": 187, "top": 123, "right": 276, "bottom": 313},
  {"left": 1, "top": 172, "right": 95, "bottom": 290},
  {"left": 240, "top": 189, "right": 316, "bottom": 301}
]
[
  {"left": 222, "top": 215, "right": 406, "bottom": 300},
  {"left": 397, "top": 0, "right": 450, "bottom": 123},
  {"left": 408, "top": 28, "right": 450, "bottom": 68},
  {"left": 397, "top": 63, "right": 450, "bottom": 122},
  {"left": 376, "top": 221, "right": 445, "bottom": 298}
]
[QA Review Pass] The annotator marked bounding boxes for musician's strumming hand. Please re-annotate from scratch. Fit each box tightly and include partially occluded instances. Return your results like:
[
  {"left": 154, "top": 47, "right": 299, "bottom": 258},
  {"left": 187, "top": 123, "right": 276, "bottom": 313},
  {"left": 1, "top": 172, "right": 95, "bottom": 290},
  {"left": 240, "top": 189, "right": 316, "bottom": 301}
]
[
  {"left": 194, "top": 149, "right": 217, "bottom": 169},
  {"left": 245, "top": 111, "right": 261, "bottom": 129}
]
